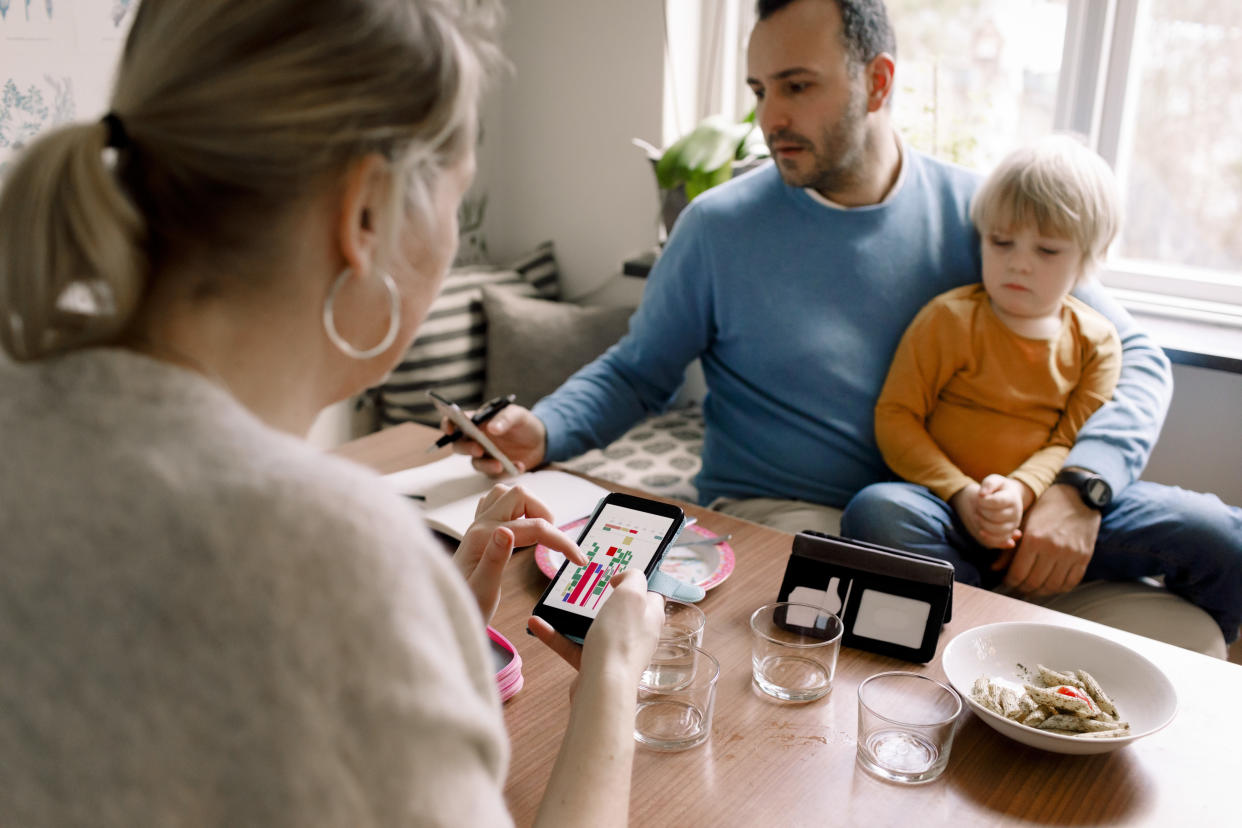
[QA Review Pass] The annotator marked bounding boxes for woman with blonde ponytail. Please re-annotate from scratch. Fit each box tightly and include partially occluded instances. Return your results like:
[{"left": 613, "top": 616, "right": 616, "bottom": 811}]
[{"left": 0, "top": 2, "right": 663, "bottom": 826}]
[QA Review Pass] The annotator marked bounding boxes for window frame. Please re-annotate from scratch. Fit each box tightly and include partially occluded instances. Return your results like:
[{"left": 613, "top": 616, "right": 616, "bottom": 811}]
[{"left": 1058, "top": 0, "right": 1242, "bottom": 312}]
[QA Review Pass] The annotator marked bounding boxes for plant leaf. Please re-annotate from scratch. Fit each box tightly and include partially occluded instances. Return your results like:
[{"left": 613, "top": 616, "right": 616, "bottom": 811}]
[
  {"left": 737, "top": 124, "right": 767, "bottom": 160},
  {"left": 685, "top": 163, "right": 734, "bottom": 201},
  {"left": 656, "top": 115, "right": 756, "bottom": 189}
]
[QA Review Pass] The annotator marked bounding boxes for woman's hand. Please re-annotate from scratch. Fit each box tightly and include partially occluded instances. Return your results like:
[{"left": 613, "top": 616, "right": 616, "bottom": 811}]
[
  {"left": 445, "top": 404, "right": 549, "bottom": 476},
  {"left": 527, "top": 569, "right": 665, "bottom": 696},
  {"left": 530, "top": 570, "right": 665, "bottom": 828},
  {"left": 453, "top": 482, "right": 584, "bottom": 623}
]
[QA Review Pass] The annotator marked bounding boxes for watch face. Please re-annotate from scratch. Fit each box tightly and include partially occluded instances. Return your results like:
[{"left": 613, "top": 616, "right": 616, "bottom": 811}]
[{"left": 1085, "top": 478, "right": 1111, "bottom": 507}]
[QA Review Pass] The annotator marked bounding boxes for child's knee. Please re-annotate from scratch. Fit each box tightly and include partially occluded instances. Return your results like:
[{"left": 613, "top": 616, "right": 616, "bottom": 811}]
[{"left": 841, "top": 483, "right": 937, "bottom": 544}]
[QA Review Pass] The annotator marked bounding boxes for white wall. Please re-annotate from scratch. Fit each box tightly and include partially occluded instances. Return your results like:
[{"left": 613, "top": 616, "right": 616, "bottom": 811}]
[
  {"left": 1144, "top": 364, "right": 1242, "bottom": 504},
  {"left": 480, "top": 0, "right": 665, "bottom": 300}
]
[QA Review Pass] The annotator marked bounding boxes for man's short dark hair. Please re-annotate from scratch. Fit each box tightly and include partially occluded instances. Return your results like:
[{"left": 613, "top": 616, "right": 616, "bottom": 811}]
[{"left": 755, "top": 0, "right": 896, "bottom": 67}]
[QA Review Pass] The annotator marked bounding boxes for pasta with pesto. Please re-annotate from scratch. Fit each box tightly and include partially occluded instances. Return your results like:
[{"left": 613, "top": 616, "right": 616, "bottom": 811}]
[{"left": 970, "top": 664, "right": 1129, "bottom": 738}]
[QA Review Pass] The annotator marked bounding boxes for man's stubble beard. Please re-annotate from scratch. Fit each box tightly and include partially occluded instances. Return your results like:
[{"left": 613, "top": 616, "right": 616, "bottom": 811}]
[{"left": 776, "top": 80, "right": 870, "bottom": 197}]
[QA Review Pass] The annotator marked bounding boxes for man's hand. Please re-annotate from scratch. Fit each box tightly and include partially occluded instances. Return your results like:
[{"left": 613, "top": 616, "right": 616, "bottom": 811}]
[
  {"left": 950, "top": 475, "right": 1027, "bottom": 550},
  {"left": 1003, "top": 483, "right": 1100, "bottom": 596},
  {"left": 446, "top": 403, "right": 548, "bottom": 476}
]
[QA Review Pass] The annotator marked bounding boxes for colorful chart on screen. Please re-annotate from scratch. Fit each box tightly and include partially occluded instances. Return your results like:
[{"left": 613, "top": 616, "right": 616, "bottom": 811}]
[
  {"left": 535, "top": 519, "right": 734, "bottom": 592},
  {"left": 541, "top": 503, "right": 680, "bottom": 619}
]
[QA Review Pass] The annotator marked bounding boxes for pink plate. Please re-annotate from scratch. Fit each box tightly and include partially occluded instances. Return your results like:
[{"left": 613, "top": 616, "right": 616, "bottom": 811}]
[{"left": 534, "top": 519, "right": 735, "bottom": 591}]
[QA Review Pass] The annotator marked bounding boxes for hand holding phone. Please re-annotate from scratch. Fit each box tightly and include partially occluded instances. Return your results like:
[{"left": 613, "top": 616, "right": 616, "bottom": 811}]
[
  {"left": 430, "top": 393, "right": 515, "bottom": 450},
  {"left": 532, "top": 492, "right": 685, "bottom": 644},
  {"left": 427, "top": 390, "right": 520, "bottom": 476},
  {"left": 528, "top": 568, "right": 664, "bottom": 676}
]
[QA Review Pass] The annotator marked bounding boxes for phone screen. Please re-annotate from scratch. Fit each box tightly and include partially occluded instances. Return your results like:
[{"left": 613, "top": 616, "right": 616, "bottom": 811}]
[{"left": 542, "top": 501, "right": 681, "bottom": 620}]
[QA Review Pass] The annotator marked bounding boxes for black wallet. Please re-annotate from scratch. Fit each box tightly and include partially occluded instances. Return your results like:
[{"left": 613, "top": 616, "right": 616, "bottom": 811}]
[{"left": 775, "top": 531, "right": 955, "bottom": 663}]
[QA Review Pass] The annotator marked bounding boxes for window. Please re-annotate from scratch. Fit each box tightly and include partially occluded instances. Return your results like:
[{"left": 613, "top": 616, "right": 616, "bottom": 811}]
[
  {"left": 895, "top": 0, "right": 1242, "bottom": 313},
  {"left": 684, "top": 0, "right": 1242, "bottom": 316},
  {"left": 1092, "top": 0, "right": 1242, "bottom": 316},
  {"left": 891, "top": 0, "right": 1068, "bottom": 172}
]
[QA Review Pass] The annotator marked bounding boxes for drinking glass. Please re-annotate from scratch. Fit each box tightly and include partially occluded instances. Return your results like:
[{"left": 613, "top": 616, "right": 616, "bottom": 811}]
[
  {"left": 641, "top": 599, "right": 707, "bottom": 692},
  {"left": 856, "top": 671, "right": 962, "bottom": 784},
  {"left": 635, "top": 647, "right": 719, "bottom": 751},
  {"left": 749, "top": 602, "right": 843, "bottom": 701}
]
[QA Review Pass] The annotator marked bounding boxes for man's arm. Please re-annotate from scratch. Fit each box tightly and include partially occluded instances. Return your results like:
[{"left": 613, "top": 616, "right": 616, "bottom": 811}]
[
  {"left": 533, "top": 207, "right": 717, "bottom": 462},
  {"left": 1063, "top": 280, "right": 1172, "bottom": 491}
]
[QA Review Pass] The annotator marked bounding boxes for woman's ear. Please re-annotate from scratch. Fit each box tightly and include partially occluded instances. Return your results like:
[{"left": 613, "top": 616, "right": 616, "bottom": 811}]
[{"left": 336, "top": 153, "right": 390, "bottom": 279}]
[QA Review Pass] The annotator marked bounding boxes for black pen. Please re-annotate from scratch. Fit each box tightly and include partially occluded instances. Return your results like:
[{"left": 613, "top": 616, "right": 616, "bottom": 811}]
[{"left": 428, "top": 393, "right": 516, "bottom": 451}]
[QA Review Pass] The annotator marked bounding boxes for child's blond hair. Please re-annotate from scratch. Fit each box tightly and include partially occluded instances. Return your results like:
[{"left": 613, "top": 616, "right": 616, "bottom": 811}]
[{"left": 970, "top": 134, "right": 1121, "bottom": 276}]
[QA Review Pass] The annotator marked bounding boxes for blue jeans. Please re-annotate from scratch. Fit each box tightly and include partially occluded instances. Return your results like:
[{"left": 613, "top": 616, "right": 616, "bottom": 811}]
[{"left": 840, "top": 481, "right": 1242, "bottom": 643}]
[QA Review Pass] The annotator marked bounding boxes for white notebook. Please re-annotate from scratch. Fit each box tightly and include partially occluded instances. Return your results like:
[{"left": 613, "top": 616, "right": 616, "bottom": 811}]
[{"left": 384, "top": 454, "right": 608, "bottom": 540}]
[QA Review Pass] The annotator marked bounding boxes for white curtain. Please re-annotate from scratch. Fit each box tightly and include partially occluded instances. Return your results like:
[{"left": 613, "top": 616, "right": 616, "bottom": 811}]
[{"left": 662, "top": 0, "right": 757, "bottom": 145}]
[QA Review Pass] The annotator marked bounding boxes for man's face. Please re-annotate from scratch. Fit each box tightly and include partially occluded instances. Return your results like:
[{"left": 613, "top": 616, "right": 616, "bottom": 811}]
[{"left": 746, "top": 0, "right": 871, "bottom": 198}]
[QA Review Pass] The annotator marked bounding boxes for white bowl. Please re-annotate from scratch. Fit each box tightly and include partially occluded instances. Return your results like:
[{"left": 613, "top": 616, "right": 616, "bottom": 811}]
[{"left": 941, "top": 621, "right": 1177, "bottom": 755}]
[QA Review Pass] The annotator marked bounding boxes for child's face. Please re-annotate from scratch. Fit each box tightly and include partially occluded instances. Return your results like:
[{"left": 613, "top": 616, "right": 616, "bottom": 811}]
[{"left": 981, "top": 223, "right": 1085, "bottom": 322}]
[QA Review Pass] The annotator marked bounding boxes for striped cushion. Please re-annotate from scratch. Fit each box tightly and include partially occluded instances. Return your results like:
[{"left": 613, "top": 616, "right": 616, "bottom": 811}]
[{"left": 375, "top": 241, "right": 559, "bottom": 427}]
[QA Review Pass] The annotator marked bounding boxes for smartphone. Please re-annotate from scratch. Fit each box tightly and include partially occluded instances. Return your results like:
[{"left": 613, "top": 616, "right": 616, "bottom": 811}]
[
  {"left": 532, "top": 492, "right": 686, "bottom": 643},
  {"left": 426, "top": 390, "right": 520, "bottom": 476}
]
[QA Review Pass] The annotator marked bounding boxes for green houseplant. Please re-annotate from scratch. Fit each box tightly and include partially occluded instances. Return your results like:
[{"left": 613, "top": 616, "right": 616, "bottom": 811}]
[{"left": 635, "top": 111, "right": 769, "bottom": 240}]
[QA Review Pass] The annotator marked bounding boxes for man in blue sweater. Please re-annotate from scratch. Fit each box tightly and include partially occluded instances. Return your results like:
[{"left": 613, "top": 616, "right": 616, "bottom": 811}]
[{"left": 464, "top": 0, "right": 1240, "bottom": 645}]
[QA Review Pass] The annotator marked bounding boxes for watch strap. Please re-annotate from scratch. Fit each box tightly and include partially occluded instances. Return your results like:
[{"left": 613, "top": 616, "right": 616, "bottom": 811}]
[{"left": 1053, "top": 468, "right": 1110, "bottom": 509}]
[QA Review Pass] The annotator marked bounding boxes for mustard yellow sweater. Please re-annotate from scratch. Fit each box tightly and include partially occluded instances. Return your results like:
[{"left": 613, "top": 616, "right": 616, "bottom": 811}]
[{"left": 875, "top": 284, "right": 1121, "bottom": 501}]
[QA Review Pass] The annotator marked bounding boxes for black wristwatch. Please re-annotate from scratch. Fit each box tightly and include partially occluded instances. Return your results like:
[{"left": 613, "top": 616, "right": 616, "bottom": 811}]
[{"left": 1054, "top": 468, "right": 1112, "bottom": 510}]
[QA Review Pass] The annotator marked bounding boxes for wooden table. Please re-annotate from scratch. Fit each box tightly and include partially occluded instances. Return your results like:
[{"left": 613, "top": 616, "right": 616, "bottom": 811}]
[{"left": 338, "top": 423, "right": 1240, "bottom": 827}]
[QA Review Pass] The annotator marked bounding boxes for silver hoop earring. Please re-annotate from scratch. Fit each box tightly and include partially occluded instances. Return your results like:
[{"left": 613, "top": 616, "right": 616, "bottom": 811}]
[{"left": 322, "top": 268, "right": 401, "bottom": 360}]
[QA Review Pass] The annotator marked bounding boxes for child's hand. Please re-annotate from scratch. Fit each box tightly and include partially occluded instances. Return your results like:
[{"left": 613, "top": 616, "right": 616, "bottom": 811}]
[
  {"left": 950, "top": 475, "right": 1026, "bottom": 550},
  {"left": 978, "top": 473, "right": 1025, "bottom": 534}
]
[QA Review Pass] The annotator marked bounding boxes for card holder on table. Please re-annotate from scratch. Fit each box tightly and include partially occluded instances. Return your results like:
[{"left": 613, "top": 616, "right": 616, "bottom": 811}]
[{"left": 775, "top": 531, "right": 954, "bottom": 664}]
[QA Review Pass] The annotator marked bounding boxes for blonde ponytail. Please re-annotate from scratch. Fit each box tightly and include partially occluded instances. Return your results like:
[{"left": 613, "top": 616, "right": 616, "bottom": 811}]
[
  {"left": 0, "top": 0, "right": 502, "bottom": 363},
  {"left": 0, "top": 119, "right": 146, "bottom": 360}
]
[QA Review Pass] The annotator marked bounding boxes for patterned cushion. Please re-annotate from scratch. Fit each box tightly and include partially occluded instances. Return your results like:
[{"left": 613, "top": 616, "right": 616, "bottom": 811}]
[
  {"left": 375, "top": 242, "right": 559, "bottom": 427},
  {"left": 558, "top": 406, "right": 704, "bottom": 503}
]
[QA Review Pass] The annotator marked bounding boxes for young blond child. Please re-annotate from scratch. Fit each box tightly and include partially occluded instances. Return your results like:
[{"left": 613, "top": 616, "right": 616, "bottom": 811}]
[{"left": 874, "top": 134, "right": 1122, "bottom": 559}]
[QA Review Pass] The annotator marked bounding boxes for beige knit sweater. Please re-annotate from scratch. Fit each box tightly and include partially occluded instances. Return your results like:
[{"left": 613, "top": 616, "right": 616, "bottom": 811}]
[{"left": 0, "top": 349, "right": 511, "bottom": 826}]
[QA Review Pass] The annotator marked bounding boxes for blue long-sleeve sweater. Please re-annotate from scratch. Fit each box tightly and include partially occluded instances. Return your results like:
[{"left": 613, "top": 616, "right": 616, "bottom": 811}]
[{"left": 534, "top": 151, "right": 1171, "bottom": 507}]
